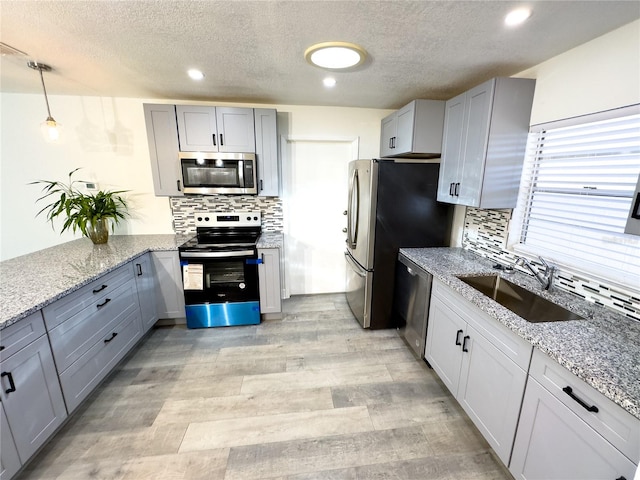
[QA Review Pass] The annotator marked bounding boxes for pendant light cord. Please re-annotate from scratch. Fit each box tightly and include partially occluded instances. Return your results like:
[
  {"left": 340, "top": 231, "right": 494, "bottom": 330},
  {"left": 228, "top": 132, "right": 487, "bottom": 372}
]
[{"left": 37, "top": 67, "right": 54, "bottom": 120}]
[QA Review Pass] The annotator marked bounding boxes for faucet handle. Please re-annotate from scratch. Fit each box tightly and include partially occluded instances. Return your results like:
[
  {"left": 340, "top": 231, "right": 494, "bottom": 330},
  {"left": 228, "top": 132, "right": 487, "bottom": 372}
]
[{"left": 538, "top": 256, "right": 551, "bottom": 271}]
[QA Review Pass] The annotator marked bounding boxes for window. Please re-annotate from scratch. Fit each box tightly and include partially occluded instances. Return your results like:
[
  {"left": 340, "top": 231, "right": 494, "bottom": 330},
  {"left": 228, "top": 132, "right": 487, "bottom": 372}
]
[{"left": 510, "top": 105, "right": 640, "bottom": 287}]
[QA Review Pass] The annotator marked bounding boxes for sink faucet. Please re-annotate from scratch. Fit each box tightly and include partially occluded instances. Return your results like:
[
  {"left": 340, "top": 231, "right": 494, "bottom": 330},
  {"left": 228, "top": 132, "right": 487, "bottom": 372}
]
[{"left": 514, "top": 256, "right": 556, "bottom": 290}]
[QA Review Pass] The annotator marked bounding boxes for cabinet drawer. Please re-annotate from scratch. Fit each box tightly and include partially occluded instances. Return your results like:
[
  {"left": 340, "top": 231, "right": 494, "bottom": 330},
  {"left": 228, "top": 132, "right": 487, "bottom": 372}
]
[
  {"left": 0, "top": 311, "right": 46, "bottom": 362},
  {"left": 529, "top": 348, "right": 639, "bottom": 463},
  {"left": 48, "top": 278, "right": 139, "bottom": 373},
  {"left": 59, "top": 308, "right": 142, "bottom": 413},
  {"left": 42, "top": 263, "right": 134, "bottom": 330},
  {"left": 432, "top": 279, "right": 532, "bottom": 371}
]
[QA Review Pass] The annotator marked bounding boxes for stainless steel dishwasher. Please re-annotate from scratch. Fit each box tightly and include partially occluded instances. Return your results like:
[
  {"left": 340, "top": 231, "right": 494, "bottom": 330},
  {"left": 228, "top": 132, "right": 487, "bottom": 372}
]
[{"left": 392, "top": 254, "right": 433, "bottom": 359}]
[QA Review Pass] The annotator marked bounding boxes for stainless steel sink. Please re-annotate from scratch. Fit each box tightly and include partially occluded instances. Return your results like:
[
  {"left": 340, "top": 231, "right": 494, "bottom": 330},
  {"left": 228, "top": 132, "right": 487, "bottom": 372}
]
[{"left": 457, "top": 275, "right": 583, "bottom": 323}]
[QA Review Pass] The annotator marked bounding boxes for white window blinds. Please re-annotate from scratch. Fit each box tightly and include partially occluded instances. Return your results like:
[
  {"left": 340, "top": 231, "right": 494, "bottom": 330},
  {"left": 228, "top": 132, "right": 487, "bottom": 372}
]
[{"left": 510, "top": 105, "right": 640, "bottom": 287}]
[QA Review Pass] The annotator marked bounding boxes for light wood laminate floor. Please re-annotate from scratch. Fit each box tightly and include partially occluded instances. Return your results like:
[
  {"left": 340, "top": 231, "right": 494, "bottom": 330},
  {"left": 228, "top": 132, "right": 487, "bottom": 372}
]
[{"left": 20, "top": 294, "right": 513, "bottom": 480}]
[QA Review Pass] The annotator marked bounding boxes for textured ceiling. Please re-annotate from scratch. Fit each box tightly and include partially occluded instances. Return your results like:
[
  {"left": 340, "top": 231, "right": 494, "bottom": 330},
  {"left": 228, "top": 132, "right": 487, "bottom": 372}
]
[{"left": 0, "top": 1, "right": 638, "bottom": 109}]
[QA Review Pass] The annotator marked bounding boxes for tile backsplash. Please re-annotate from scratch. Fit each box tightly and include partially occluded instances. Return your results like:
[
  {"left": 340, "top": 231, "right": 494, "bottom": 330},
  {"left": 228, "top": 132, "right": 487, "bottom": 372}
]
[
  {"left": 170, "top": 196, "right": 283, "bottom": 235},
  {"left": 462, "top": 207, "right": 640, "bottom": 322}
]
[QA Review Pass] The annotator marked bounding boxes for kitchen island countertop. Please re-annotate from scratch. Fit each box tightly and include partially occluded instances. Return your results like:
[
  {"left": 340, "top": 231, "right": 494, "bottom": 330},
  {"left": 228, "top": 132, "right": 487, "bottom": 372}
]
[
  {"left": 400, "top": 247, "right": 640, "bottom": 420},
  {"left": 0, "top": 234, "right": 192, "bottom": 330}
]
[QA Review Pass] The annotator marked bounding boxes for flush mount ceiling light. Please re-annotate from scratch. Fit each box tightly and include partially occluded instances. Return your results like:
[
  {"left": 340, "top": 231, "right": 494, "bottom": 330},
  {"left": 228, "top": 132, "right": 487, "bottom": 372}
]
[
  {"left": 188, "top": 69, "right": 205, "bottom": 80},
  {"left": 505, "top": 7, "right": 532, "bottom": 27},
  {"left": 28, "top": 61, "right": 61, "bottom": 142},
  {"left": 304, "top": 42, "right": 367, "bottom": 70}
]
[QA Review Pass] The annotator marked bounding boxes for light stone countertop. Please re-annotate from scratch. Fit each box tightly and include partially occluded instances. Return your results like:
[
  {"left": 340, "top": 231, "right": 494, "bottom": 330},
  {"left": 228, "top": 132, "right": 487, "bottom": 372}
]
[
  {"left": 400, "top": 247, "right": 640, "bottom": 420},
  {"left": 0, "top": 234, "right": 193, "bottom": 330},
  {"left": 257, "top": 231, "right": 284, "bottom": 249}
]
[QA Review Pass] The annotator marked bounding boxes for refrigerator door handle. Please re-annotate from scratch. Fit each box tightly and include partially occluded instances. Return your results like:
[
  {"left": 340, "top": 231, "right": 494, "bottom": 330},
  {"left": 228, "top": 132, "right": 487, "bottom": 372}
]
[
  {"left": 347, "top": 168, "right": 360, "bottom": 249},
  {"left": 344, "top": 252, "right": 366, "bottom": 278}
]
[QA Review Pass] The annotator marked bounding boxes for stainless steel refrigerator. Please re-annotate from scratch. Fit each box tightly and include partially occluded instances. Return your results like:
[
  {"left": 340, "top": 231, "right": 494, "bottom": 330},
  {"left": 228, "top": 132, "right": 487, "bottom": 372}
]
[{"left": 344, "top": 159, "right": 452, "bottom": 329}]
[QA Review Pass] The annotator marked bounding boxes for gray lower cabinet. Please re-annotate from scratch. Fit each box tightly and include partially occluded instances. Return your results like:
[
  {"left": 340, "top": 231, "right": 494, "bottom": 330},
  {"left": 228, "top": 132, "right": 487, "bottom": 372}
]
[
  {"left": 258, "top": 248, "right": 282, "bottom": 314},
  {"left": 425, "top": 279, "right": 532, "bottom": 465},
  {"left": 151, "top": 251, "right": 186, "bottom": 319},
  {"left": 43, "top": 263, "right": 143, "bottom": 413},
  {"left": 0, "top": 312, "right": 67, "bottom": 465},
  {"left": 509, "top": 349, "right": 638, "bottom": 479},
  {"left": 143, "top": 103, "right": 183, "bottom": 197},
  {"left": 254, "top": 108, "right": 279, "bottom": 197},
  {"left": 0, "top": 403, "right": 21, "bottom": 480},
  {"left": 133, "top": 253, "right": 158, "bottom": 332}
]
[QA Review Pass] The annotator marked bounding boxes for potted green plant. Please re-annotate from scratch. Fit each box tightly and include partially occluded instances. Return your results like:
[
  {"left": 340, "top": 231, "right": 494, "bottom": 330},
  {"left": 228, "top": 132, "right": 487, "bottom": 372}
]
[{"left": 31, "top": 168, "right": 129, "bottom": 244}]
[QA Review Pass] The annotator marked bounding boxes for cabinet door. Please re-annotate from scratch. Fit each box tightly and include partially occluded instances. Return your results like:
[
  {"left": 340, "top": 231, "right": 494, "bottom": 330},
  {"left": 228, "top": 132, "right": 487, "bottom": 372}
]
[
  {"left": 176, "top": 105, "right": 218, "bottom": 151},
  {"left": 394, "top": 102, "right": 416, "bottom": 155},
  {"left": 380, "top": 112, "right": 397, "bottom": 157},
  {"left": 0, "top": 335, "right": 67, "bottom": 463},
  {"left": 437, "top": 92, "right": 466, "bottom": 203},
  {"left": 258, "top": 248, "right": 282, "bottom": 314},
  {"left": 151, "top": 251, "right": 186, "bottom": 319},
  {"left": 215, "top": 107, "right": 256, "bottom": 153},
  {"left": 143, "top": 104, "right": 183, "bottom": 196},
  {"left": 459, "top": 79, "right": 494, "bottom": 206},
  {"left": 0, "top": 403, "right": 21, "bottom": 480},
  {"left": 425, "top": 295, "right": 465, "bottom": 396},
  {"left": 510, "top": 377, "right": 636, "bottom": 480},
  {"left": 133, "top": 254, "right": 158, "bottom": 332},
  {"left": 254, "top": 108, "right": 279, "bottom": 196},
  {"left": 457, "top": 322, "right": 527, "bottom": 464}
]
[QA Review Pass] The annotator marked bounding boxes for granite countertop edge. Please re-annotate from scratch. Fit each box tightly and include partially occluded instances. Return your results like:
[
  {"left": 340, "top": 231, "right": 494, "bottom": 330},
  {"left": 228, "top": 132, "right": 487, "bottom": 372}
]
[
  {"left": 400, "top": 247, "right": 640, "bottom": 420},
  {"left": 0, "top": 234, "right": 193, "bottom": 330}
]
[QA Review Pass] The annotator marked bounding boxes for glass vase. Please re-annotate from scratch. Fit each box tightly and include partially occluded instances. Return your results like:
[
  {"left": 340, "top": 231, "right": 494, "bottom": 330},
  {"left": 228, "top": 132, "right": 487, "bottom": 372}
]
[{"left": 87, "top": 218, "right": 110, "bottom": 244}]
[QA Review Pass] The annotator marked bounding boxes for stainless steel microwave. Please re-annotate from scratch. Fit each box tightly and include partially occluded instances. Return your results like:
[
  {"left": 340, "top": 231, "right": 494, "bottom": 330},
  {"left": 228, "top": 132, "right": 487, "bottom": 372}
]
[{"left": 179, "top": 152, "right": 257, "bottom": 195}]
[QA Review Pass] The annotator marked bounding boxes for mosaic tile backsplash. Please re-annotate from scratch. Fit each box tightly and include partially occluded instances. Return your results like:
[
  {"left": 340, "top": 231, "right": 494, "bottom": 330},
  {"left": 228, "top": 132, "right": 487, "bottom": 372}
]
[
  {"left": 170, "top": 196, "right": 284, "bottom": 235},
  {"left": 462, "top": 207, "right": 640, "bottom": 322}
]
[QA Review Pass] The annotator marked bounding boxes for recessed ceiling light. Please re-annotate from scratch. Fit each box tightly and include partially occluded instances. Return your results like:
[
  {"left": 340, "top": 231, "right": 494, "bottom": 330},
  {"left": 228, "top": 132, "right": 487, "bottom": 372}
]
[
  {"left": 187, "top": 69, "right": 205, "bottom": 80},
  {"left": 323, "top": 77, "right": 337, "bottom": 88},
  {"left": 305, "top": 42, "right": 367, "bottom": 70},
  {"left": 505, "top": 7, "right": 532, "bottom": 27}
]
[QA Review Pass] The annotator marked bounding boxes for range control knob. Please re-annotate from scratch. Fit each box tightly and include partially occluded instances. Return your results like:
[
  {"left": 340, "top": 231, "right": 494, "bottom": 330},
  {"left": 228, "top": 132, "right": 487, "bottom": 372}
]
[
  {"left": 254, "top": 216, "right": 258, "bottom": 221},
  {"left": 247, "top": 216, "right": 251, "bottom": 221},
  {"left": 197, "top": 217, "right": 203, "bottom": 222},
  {"left": 204, "top": 217, "right": 210, "bottom": 221}
]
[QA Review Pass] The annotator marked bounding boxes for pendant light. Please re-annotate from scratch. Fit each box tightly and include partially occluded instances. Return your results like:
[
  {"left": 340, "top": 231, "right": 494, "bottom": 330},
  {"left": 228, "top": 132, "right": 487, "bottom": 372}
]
[{"left": 27, "top": 61, "right": 62, "bottom": 142}]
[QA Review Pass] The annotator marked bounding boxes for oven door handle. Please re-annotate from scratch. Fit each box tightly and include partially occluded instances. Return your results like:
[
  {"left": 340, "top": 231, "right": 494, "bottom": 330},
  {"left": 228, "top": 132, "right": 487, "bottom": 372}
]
[{"left": 180, "top": 250, "right": 256, "bottom": 258}]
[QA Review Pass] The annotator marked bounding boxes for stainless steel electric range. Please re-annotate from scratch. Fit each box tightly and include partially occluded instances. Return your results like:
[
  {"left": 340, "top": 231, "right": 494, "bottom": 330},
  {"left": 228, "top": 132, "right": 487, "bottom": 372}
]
[{"left": 178, "top": 211, "right": 262, "bottom": 328}]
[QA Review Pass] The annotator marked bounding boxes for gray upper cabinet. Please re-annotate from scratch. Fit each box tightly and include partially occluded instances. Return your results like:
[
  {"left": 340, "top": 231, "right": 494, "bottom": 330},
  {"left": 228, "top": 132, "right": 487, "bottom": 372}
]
[
  {"left": 379, "top": 99, "right": 445, "bottom": 158},
  {"left": 0, "top": 312, "right": 67, "bottom": 464},
  {"left": 143, "top": 103, "right": 183, "bottom": 197},
  {"left": 254, "top": 108, "right": 280, "bottom": 197},
  {"left": 437, "top": 77, "right": 536, "bottom": 208},
  {"left": 176, "top": 106, "right": 256, "bottom": 153}
]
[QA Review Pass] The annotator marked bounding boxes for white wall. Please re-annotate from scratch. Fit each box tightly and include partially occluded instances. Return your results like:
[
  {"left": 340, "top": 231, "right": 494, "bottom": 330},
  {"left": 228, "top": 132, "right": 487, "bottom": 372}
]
[
  {"left": 0, "top": 92, "right": 390, "bottom": 261},
  {"left": 517, "top": 19, "right": 640, "bottom": 125}
]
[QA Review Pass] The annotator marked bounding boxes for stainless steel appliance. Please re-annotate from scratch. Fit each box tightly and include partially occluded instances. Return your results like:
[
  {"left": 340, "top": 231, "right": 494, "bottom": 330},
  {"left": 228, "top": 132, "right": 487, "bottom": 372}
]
[
  {"left": 392, "top": 254, "right": 433, "bottom": 358},
  {"left": 179, "top": 211, "right": 262, "bottom": 328},
  {"left": 179, "top": 152, "right": 257, "bottom": 195},
  {"left": 344, "top": 159, "right": 452, "bottom": 329}
]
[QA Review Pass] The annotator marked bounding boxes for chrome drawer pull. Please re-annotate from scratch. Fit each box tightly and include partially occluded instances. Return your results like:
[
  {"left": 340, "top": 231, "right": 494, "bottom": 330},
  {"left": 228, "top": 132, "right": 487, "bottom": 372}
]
[{"left": 562, "top": 386, "right": 599, "bottom": 413}]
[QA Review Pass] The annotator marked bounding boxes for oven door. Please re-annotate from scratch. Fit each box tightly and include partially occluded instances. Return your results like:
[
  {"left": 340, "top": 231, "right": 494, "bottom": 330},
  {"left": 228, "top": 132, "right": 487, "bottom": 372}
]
[{"left": 179, "top": 248, "right": 260, "bottom": 328}]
